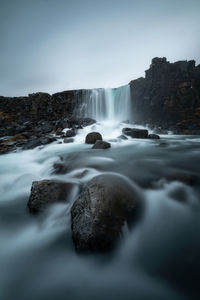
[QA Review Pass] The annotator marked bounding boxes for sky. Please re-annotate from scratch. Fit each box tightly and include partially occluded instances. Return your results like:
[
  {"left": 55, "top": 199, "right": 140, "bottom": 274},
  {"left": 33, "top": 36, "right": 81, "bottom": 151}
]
[{"left": 0, "top": 0, "right": 200, "bottom": 96}]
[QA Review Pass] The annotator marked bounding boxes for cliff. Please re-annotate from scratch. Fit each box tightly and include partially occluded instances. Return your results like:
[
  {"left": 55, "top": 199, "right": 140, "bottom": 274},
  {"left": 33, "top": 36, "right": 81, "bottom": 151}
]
[
  {"left": 1, "top": 57, "right": 200, "bottom": 135},
  {"left": 130, "top": 57, "right": 200, "bottom": 133}
]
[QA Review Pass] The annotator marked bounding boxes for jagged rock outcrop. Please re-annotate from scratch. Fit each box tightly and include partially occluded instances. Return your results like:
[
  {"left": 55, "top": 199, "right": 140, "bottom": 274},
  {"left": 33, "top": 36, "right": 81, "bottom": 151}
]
[{"left": 130, "top": 57, "right": 200, "bottom": 133}]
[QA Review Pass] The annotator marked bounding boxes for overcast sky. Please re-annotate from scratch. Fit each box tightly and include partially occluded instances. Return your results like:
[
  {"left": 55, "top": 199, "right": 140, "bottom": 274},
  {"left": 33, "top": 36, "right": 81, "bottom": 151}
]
[{"left": 0, "top": 0, "right": 200, "bottom": 96}]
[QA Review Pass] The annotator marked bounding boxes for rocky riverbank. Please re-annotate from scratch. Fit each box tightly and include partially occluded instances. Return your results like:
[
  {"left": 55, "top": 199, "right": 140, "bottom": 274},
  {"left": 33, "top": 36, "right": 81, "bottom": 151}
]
[{"left": 0, "top": 57, "right": 200, "bottom": 147}]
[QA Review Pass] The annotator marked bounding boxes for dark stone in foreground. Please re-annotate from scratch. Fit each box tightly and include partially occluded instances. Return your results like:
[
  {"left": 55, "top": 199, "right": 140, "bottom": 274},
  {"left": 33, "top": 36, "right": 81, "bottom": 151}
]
[
  {"left": 71, "top": 174, "right": 142, "bottom": 252},
  {"left": 148, "top": 134, "right": 160, "bottom": 139},
  {"left": 28, "top": 180, "right": 74, "bottom": 213},
  {"left": 92, "top": 140, "right": 111, "bottom": 149},
  {"left": 122, "top": 128, "right": 149, "bottom": 138},
  {"left": 85, "top": 132, "right": 102, "bottom": 144}
]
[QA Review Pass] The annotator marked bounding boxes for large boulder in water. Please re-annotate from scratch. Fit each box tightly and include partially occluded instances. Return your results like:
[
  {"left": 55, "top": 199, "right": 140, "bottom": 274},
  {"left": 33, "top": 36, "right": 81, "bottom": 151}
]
[
  {"left": 85, "top": 132, "right": 102, "bottom": 144},
  {"left": 28, "top": 180, "right": 76, "bottom": 213},
  {"left": 92, "top": 140, "right": 111, "bottom": 149},
  {"left": 71, "top": 174, "right": 143, "bottom": 252},
  {"left": 122, "top": 128, "right": 149, "bottom": 138}
]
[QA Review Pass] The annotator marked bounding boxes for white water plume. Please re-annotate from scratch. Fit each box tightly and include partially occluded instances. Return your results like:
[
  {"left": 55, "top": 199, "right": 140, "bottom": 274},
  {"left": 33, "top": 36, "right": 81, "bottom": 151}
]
[{"left": 79, "top": 85, "right": 131, "bottom": 122}]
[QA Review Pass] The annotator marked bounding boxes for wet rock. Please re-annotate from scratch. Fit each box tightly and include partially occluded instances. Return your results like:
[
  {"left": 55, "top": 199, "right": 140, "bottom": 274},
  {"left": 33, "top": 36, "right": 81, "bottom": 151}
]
[
  {"left": 41, "top": 136, "right": 56, "bottom": 145},
  {"left": 70, "top": 118, "right": 96, "bottom": 128},
  {"left": 122, "top": 128, "right": 149, "bottom": 138},
  {"left": 71, "top": 174, "right": 143, "bottom": 252},
  {"left": 65, "top": 128, "right": 77, "bottom": 138},
  {"left": 148, "top": 134, "right": 160, "bottom": 139},
  {"left": 118, "top": 135, "right": 128, "bottom": 140},
  {"left": 0, "top": 143, "right": 9, "bottom": 155},
  {"left": 52, "top": 163, "right": 68, "bottom": 174},
  {"left": 28, "top": 180, "right": 74, "bottom": 213},
  {"left": 23, "top": 138, "right": 43, "bottom": 149},
  {"left": 92, "top": 140, "right": 111, "bottom": 149},
  {"left": 85, "top": 132, "right": 102, "bottom": 144},
  {"left": 10, "top": 134, "right": 27, "bottom": 142},
  {"left": 78, "top": 118, "right": 96, "bottom": 127},
  {"left": 64, "top": 138, "right": 74, "bottom": 143},
  {"left": 56, "top": 128, "right": 63, "bottom": 136}
]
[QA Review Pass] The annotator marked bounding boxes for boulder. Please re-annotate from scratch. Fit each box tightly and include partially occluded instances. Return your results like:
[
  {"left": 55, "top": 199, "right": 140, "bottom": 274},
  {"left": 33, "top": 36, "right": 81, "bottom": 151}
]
[
  {"left": 122, "top": 128, "right": 149, "bottom": 138},
  {"left": 65, "top": 128, "right": 77, "bottom": 138},
  {"left": 85, "top": 132, "right": 102, "bottom": 144},
  {"left": 71, "top": 174, "right": 143, "bottom": 252},
  {"left": 92, "top": 140, "right": 111, "bottom": 149},
  {"left": 64, "top": 138, "right": 74, "bottom": 143},
  {"left": 148, "top": 134, "right": 160, "bottom": 139},
  {"left": 28, "top": 180, "right": 74, "bottom": 213},
  {"left": 118, "top": 135, "right": 128, "bottom": 140}
]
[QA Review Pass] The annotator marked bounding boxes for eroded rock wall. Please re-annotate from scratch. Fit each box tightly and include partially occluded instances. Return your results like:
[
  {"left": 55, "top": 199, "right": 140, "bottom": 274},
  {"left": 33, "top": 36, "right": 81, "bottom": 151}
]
[{"left": 130, "top": 57, "right": 200, "bottom": 133}]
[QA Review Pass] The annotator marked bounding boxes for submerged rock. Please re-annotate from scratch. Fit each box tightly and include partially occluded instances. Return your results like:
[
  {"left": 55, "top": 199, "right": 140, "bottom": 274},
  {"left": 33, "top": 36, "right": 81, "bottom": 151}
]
[
  {"left": 118, "top": 135, "right": 128, "bottom": 140},
  {"left": 64, "top": 138, "right": 74, "bottom": 143},
  {"left": 122, "top": 128, "right": 149, "bottom": 138},
  {"left": 85, "top": 132, "right": 102, "bottom": 144},
  {"left": 92, "top": 140, "right": 111, "bottom": 149},
  {"left": 71, "top": 174, "right": 143, "bottom": 252},
  {"left": 28, "top": 180, "right": 74, "bottom": 213},
  {"left": 148, "top": 134, "right": 160, "bottom": 139}
]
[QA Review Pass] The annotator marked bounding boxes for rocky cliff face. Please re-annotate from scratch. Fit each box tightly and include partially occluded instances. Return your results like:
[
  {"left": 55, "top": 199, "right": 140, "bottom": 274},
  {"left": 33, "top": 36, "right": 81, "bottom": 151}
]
[
  {"left": 0, "top": 89, "right": 91, "bottom": 126},
  {"left": 1, "top": 57, "right": 200, "bottom": 135},
  {"left": 130, "top": 57, "right": 200, "bottom": 133}
]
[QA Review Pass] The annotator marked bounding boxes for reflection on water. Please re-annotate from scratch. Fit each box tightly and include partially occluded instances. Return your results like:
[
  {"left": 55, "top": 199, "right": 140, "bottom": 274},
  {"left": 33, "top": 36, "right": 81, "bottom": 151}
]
[{"left": 0, "top": 121, "right": 200, "bottom": 300}]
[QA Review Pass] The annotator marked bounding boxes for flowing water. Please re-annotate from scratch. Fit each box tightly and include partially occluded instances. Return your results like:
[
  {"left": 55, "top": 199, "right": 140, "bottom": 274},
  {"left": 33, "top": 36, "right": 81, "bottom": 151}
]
[{"left": 0, "top": 86, "right": 200, "bottom": 300}]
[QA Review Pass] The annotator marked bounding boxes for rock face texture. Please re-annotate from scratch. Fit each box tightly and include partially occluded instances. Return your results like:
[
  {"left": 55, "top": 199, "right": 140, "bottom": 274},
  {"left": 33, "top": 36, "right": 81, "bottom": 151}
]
[
  {"left": 130, "top": 57, "right": 200, "bottom": 133},
  {"left": 28, "top": 180, "right": 75, "bottom": 213},
  {"left": 71, "top": 174, "right": 142, "bottom": 252}
]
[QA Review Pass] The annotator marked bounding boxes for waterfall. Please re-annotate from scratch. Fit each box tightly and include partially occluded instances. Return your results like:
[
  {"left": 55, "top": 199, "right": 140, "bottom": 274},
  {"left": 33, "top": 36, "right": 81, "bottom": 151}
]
[{"left": 79, "top": 84, "right": 131, "bottom": 122}]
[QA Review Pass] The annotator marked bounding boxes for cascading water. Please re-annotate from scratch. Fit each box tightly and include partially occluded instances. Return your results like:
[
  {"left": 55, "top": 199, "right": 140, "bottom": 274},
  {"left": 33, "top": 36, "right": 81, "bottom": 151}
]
[{"left": 79, "top": 84, "right": 131, "bottom": 122}]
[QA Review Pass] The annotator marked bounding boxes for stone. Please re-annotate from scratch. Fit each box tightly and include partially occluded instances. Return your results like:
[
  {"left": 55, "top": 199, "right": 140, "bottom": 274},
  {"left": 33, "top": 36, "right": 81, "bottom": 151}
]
[
  {"left": 85, "top": 132, "right": 102, "bottom": 144},
  {"left": 28, "top": 180, "right": 74, "bottom": 213},
  {"left": 122, "top": 128, "right": 149, "bottom": 138},
  {"left": 23, "top": 138, "right": 43, "bottom": 149},
  {"left": 10, "top": 134, "right": 26, "bottom": 142},
  {"left": 118, "top": 135, "right": 128, "bottom": 140},
  {"left": 148, "top": 134, "right": 160, "bottom": 139},
  {"left": 71, "top": 174, "right": 143, "bottom": 252},
  {"left": 64, "top": 138, "right": 74, "bottom": 143},
  {"left": 92, "top": 140, "right": 111, "bottom": 149},
  {"left": 65, "top": 128, "right": 77, "bottom": 138}
]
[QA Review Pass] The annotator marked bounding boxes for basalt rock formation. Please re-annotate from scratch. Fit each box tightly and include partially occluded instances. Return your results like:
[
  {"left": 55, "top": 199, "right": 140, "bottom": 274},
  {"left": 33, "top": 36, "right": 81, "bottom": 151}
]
[
  {"left": 1, "top": 57, "right": 200, "bottom": 141},
  {"left": 130, "top": 57, "right": 200, "bottom": 134}
]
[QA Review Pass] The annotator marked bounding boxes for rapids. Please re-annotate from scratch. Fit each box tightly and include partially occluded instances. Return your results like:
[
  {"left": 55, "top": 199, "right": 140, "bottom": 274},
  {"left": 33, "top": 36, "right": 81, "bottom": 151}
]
[{"left": 0, "top": 86, "right": 200, "bottom": 300}]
